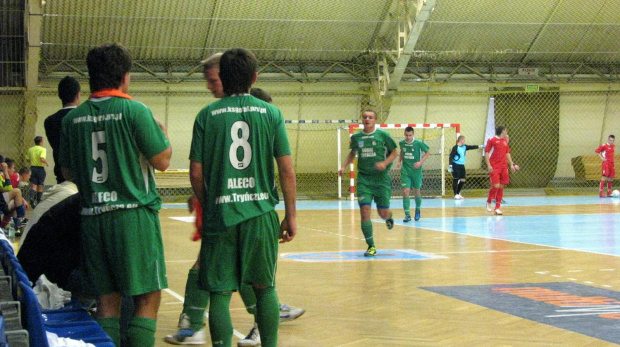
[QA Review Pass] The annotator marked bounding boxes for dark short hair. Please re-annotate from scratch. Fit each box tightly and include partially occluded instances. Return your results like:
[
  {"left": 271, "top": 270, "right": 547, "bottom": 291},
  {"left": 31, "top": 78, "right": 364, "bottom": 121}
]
[
  {"left": 58, "top": 76, "right": 81, "bottom": 105},
  {"left": 405, "top": 126, "right": 414, "bottom": 133},
  {"left": 86, "top": 43, "right": 133, "bottom": 92},
  {"left": 34, "top": 136, "right": 43, "bottom": 145},
  {"left": 5, "top": 157, "right": 14, "bottom": 168},
  {"left": 219, "top": 48, "right": 257, "bottom": 96},
  {"left": 250, "top": 87, "right": 272, "bottom": 103},
  {"left": 495, "top": 126, "right": 506, "bottom": 136},
  {"left": 610, "top": 135, "right": 616, "bottom": 139},
  {"left": 19, "top": 167, "right": 30, "bottom": 175}
]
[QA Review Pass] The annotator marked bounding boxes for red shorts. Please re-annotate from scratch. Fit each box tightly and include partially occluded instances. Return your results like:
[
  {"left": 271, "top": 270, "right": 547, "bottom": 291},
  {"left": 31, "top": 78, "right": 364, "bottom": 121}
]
[
  {"left": 602, "top": 161, "right": 616, "bottom": 178},
  {"left": 489, "top": 166, "right": 510, "bottom": 185}
]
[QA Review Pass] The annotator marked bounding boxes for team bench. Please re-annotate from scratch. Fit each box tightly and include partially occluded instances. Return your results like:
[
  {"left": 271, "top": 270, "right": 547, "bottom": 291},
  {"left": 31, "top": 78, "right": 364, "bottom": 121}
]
[{"left": 571, "top": 155, "right": 620, "bottom": 181}]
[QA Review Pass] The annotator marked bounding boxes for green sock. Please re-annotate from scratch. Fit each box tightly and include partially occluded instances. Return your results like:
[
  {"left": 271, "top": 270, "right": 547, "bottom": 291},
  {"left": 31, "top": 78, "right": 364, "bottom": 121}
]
[
  {"left": 208, "top": 292, "right": 233, "bottom": 346},
  {"left": 239, "top": 284, "right": 257, "bottom": 316},
  {"left": 403, "top": 196, "right": 410, "bottom": 216},
  {"left": 415, "top": 196, "right": 422, "bottom": 209},
  {"left": 254, "top": 287, "right": 280, "bottom": 347},
  {"left": 126, "top": 317, "right": 156, "bottom": 347},
  {"left": 97, "top": 317, "right": 120, "bottom": 347},
  {"left": 183, "top": 269, "right": 210, "bottom": 331},
  {"left": 361, "top": 221, "right": 374, "bottom": 247}
]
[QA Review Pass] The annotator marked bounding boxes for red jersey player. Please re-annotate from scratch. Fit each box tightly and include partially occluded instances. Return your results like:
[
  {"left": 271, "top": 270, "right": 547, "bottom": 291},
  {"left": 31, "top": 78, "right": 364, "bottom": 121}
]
[
  {"left": 484, "top": 126, "right": 517, "bottom": 215},
  {"left": 595, "top": 134, "right": 615, "bottom": 197}
]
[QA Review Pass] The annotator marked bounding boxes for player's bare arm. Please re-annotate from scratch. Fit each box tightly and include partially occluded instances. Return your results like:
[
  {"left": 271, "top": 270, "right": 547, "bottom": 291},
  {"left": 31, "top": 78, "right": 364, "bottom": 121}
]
[
  {"left": 276, "top": 154, "right": 297, "bottom": 243},
  {"left": 485, "top": 151, "right": 493, "bottom": 173},
  {"left": 415, "top": 150, "right": 431, "bottom": 169},
  {"left": 507, "top": 153, "right": 516, "bottom": 172},
  {"left": 153, "top": 117, "right": 169, "bottom": 139},
  {"left": 376, "top": 148, "right": 399, "bottom": 171},
  {"left": 148, "top": 145, "right": 172, "bottom": 172},
  {"left": 396, "top": 150, "right": 403, "bottom": 169},
  {"left": 189, "top": 161, "right": 205, "bottom": 205},
  {"left": 338, "top": 150, "right": 356, "bottom": 176}
]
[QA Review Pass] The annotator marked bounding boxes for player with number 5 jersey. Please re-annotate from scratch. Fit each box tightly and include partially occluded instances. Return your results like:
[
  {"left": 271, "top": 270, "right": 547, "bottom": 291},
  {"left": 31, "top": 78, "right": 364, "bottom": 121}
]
[{"left": 59, "top": 43, "right": 172, "bottom": 347}]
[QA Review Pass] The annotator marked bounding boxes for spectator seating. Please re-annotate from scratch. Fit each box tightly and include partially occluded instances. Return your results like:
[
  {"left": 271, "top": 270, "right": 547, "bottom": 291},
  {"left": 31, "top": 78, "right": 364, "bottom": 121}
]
[{"left": 0, "top": 235, "right": 114, "bottom": 346}]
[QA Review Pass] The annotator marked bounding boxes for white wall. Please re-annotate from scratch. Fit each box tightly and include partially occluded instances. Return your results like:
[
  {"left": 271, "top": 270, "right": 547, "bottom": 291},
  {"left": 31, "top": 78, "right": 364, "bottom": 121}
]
[{"left": 33, "top": 80, "right": 620, "bottom": 185}]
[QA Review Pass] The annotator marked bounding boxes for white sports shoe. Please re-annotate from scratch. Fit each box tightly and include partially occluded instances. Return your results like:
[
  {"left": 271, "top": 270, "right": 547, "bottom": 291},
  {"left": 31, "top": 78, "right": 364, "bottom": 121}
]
[
  {"left": 163, "top": 313, "right": 206, "bottom": 345},
  {"left": 454, "top": 194, "right": 463, "bottom": 200},
  {"left": 238, "top": 323, "right": 261, "bottom": 347},
  {"left": 486, "top": 202, "right": 493, "bottom": 212},
  {"left": 494, "top": 209, "right": 503, "bottom": 215},
  {"left": 279, "top": 303, "right": 306, "bottom": 322}
]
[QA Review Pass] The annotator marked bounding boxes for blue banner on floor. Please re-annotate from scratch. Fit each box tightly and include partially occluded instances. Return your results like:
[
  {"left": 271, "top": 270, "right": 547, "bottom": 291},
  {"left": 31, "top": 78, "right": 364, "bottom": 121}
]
[{"left": 421, "top": 282, "right": 620, "bottom": 344}]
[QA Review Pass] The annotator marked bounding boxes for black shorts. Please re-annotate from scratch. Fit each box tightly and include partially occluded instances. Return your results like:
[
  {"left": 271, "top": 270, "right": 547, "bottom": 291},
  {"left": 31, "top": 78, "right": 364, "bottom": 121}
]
[
  {"left": 452, "top": 163, "right": 466, "bottom": 180},
  {"left": 29, "top": 166, "right": 46, "bottom": 185}
]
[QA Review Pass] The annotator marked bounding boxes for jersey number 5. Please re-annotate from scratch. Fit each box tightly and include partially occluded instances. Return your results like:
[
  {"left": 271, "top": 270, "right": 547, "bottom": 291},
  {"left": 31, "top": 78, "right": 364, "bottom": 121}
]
[
  {"left": 230, "top": 121, "right": 252, "bottom": 170},
  {"left": 91, "top": 131, "right": 109, "bottom": 183}
]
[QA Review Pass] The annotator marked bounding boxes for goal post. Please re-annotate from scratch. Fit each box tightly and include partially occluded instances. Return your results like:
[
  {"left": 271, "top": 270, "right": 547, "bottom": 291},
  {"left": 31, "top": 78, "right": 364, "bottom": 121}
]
[{"left": 339, "top": 123, "right": 460, "bottom": 200}]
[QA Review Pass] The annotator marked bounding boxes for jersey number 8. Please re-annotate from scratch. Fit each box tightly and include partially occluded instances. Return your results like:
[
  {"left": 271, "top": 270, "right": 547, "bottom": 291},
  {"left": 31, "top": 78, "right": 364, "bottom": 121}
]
[{"left": 230, "top": 121, "right": 252, "bottom": 170}]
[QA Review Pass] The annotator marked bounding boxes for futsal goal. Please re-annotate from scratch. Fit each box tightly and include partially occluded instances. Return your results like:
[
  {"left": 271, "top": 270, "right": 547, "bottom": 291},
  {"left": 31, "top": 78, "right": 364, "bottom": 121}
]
[{"left": 338, "top": 123, "right": 460, "bottom": 200}]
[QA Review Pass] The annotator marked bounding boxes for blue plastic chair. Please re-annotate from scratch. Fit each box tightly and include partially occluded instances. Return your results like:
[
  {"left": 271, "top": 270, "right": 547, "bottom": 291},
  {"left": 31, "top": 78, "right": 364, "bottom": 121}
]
[
  {"left": 17, "top": 281, "right": 49, "bottom": 347},
  {"left": 0, "top": 315, "right": 6, "bottom": 344}
]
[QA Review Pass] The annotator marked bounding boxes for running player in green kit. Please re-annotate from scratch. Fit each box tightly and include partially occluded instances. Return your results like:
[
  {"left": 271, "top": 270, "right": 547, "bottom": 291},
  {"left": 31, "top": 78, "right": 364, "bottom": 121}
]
[
  {"left": 59, "top": 43, "right": 172, "bottom": 346},
  {"left": 189, "top": 48, "right": 297, "bottom": 347},
  {"left": 396, "top": 127, "right": 430, "bottom": 222},
  {"left": 339, "top": 110, "right": 398, "bottom": 257}
]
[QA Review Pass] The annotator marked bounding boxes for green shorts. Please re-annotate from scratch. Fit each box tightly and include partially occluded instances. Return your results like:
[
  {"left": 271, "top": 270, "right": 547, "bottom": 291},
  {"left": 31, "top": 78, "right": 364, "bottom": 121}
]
[
  {"left": 401, "top": 169, "right": 423, "bottom": 189},
  {"left": 198, "top": 210, "right": 280, "bottom": 292},
  {"left": 357, "top": 173, "right": 391, "bottom": 208},
  {"left": 81, "top": 207, "right": 167, "bottom": 297}
]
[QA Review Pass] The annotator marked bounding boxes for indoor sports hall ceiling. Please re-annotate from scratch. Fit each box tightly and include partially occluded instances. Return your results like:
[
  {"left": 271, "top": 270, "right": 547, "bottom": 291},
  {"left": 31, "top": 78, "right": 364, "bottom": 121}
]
[{"left": 37, "top": 0, "right": 620, "bottom": 84}]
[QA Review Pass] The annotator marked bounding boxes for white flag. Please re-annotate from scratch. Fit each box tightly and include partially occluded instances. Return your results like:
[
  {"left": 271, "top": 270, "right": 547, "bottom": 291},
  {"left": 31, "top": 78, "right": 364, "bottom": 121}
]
[{"left": 483, "top": 97, "right": 495, "bottom": 155}]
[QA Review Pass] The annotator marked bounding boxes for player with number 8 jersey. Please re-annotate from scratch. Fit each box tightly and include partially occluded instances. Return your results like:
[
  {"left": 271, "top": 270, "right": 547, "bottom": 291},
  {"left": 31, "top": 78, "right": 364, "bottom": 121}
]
[
  {"left": 189, "top": 94, "right": 290, "bottom": 228},
  {"left": 189, "top": 48, "right": 296, "bottom": 347}
]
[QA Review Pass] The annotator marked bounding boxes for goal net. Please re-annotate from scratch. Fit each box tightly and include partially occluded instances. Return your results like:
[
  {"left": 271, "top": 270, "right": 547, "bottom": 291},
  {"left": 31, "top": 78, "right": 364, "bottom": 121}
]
[{"left": 339, "top": 124, "right": 460, "bottom": 200}]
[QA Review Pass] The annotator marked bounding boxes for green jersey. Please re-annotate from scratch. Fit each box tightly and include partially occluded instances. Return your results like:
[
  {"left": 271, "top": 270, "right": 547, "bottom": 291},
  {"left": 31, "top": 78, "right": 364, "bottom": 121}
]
[
  {"left": 399, "top": 138, "right": 429, "bottom": 175},
  {"left": 59, "top": 94, "right": 170, "bottom": 215},
  {"left": 189, "top": 94, "right": 291, "bottom": 228},
  {"left": 350, "top": 129, "right": 397, "bottom": 176}
]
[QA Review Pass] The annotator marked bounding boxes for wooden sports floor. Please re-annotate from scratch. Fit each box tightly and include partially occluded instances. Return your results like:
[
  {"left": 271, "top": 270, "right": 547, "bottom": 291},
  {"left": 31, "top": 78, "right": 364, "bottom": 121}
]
[{"left": 156, "top": 195, "right": 620, "bottom": 346}]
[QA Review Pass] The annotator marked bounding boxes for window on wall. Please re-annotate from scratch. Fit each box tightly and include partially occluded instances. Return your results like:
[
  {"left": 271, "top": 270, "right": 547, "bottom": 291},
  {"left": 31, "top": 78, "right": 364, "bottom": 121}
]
[{"left": 0, "top": 0, "right": 25, "bottom": 87}]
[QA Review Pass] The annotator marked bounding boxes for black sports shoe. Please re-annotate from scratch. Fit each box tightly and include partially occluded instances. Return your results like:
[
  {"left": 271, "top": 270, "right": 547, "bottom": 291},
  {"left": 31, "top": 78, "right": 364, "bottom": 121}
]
[{"left": 386, "top": 217, "right": 394, "bottom": 230}]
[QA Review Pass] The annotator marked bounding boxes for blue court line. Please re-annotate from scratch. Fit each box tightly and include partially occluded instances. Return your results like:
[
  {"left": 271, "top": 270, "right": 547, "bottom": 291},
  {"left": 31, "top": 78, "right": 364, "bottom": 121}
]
[
  {"left": 393, "top": 213, "right": 620, "bottom": 256},
  {"left": 162, "top": 196, "right": 620, "bottom": 210},
  {"left": 280, "top": 249, "right": 447, "bottom": 262}
]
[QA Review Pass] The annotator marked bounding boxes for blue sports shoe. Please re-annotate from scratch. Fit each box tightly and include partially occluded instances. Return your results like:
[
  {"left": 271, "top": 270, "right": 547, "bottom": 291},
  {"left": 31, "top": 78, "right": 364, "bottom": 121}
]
[
  {"left": 163, "top": 313, "right": 206, "bottom": 345},
  {"left": 414, "top": 209, "right": 421, "bottom": 221}
]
